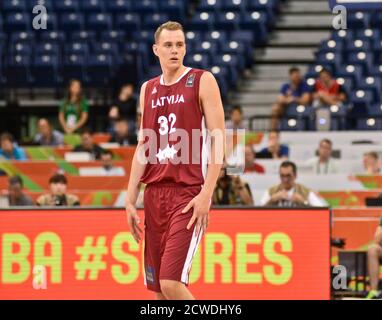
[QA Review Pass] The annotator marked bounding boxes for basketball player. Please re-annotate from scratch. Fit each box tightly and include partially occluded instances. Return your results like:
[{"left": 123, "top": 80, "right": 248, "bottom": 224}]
[{"left": 125, "top": 21, "right": 225, "bottom": 300}]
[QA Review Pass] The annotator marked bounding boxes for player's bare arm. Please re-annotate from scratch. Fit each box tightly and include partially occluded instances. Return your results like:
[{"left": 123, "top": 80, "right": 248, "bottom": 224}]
[
  {"left": 182, "top": 71, "right": 225, "bottom": 236},
  {"left": 125, "top": 81, "right": 147, "bottom": 244}
]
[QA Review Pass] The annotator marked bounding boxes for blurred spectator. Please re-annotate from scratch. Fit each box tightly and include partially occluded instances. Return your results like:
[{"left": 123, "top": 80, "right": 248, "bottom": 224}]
[
  {"left": 110, "top": 118, "right": 138, "bottom": 146},
  {"left": 100, "top": 150, "right": 125, "bottom": 176},
  {"left": 74, "top": 128, "right": 104, "bottom": 160},
  {"left": 59, "top": 80, "right": 89, "bottom": 134},
  {"left": 306, "top": 139, "right": 339, "bottom": 174},
  {"left": 363, "top": 151, "right": 381, "bottom": 175},
  {"left": 256, "top": 131, "right": 289, "bottom": 159},
  {"left": 0, "top": 133, "right": 27, "bottom": 160},
  {"left": 271, "top": 67, "right": 311, "bottom": 130},
  {"left": 261, "top": 161, "right": 326, "bottom": 207},
  {"left": 109, "top": 84, "right": 137, "bottom": 134},
  {"left": 33, "top": 118, "right": 64, "bottom": 146},
  {"left": 8, "top": 175, "right": 34, "bottom": 206},
  {"left": 212, "top": 167, "right": 253, "bottom": 205},
  {"left": 366, "top": 217, "right": 382, "bottom": 299},
  {"left": 226, "top": 105, "right": 249, "bottom": 130},
  {"left": 37, "top": 174, "right": 80, "bottom": 206},
  {"left": 244, "top": 145, "right": 265, "bottom": 174},
  {"left": 313, "top": 68, "right": 347, "bottom": 109}
]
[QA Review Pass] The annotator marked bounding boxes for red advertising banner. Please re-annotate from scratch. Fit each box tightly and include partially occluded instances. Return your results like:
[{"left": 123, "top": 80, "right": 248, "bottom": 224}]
[{"left": 0, "top": 208, "right": 331, "bottom": 300}]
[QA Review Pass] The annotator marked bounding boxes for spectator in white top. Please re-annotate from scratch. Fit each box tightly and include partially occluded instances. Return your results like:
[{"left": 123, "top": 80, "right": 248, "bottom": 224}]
[
  {"left": 306, "top": 139, "right": 339, "bottom": 174},
  {"left": 261, "top": 161, "right": 326, "bottom": 207},
  {"left": 363, "top": 151, "right": 381, "bottom": 175}
]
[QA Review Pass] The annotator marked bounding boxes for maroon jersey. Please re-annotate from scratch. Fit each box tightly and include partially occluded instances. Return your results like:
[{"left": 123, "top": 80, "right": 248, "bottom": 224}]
[{"left": 140, "top": 67, "right": 208, "bottom": 186}]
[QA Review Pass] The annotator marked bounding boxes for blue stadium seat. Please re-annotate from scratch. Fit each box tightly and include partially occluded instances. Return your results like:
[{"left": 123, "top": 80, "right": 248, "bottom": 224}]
[
  {"left": 4, "top": 12, "right": 30, "bottom": 32},
  {"left": 222, "top": 0, "right": 247, "bottom": 12},
  {"left": 65, "top": 42, "right": 90, "bottom": 57},
  {"left": 349, "top": 89, "right": 374, "bottom": 111},
  {"left": 106, "top": 0, "right": 132, "bottom": 13},
  {"left": 280, "top": 118, "right": 306, "bottom": 131},
  {"left": 100, "top": 31, "right": 126, "bottom": 42},
  {"left": 216, "top": 11, "right": 241, "bottom": 31},
  {"left": 2, "top": 0, "right": 27, "bottom": 12},
  {"left": 204, "top": 30, "right": 228, "bottom": 46},
  {"left": 370, "top": 12, "right": 382, "bottom": 29},
  {"left": 6, "top": 54, "right": 33, "bottom": 88},
  {"left": 345, "top": 39, "right": 371, "bottom": 53},
  {"left": 347, "top": 11, "right": 370, "bottom": 29},
  {"left": 116, "top": 13, "right": 141, "bottom": 33},
  {"left": 198, "top": 0, "right": 222, "bottom": 12},
  {"left": 186, "top": 31, "right": 204, "bottom": 47},
  {"left": 210, "top": 65, "right": 229, "bottom": 96},
  {"left": 63, "top": 54, "right": 87, "bottom": 83},
  {"left": 35, "top": 42, "right": 61, "bottom": 57},
  {"left": 54, "top": 0, "right": 79, "bottom": 12},
  {"left": 356, "top": 118, "right": 382, "bottom": 130},
  {"left": 230, "top": 30, "right": 255, "bottom": 45},
  {"left": 367, "top": 103, "right": 382, "bottom": 116},
  {"left": 189, "top": 12, "right": 216, "bottom": 31},
  {"left": 71, "top": 31, "right": 97, "bottom": 42},
  {"left": 92, "top": 41, "right": 119, "bottom": 58},
  {"left": 143, "top": 13, "right": 170, "bottom": 30},
  {"left": 215, "top": 54, "right": 239, "bottom": 84},
  {"left": 32, "top": 55, "right": 60, "bottom": 87},
  {"left": 10, "top": 31, "right": 35, "bottom": 43},
  {"left": 81, "top": 0, "right": 105, "bottom": 13},
  {"left": 318, "top": 39, "right": 344, "bottom": 53},
  {"left": 240, "top": 11, "right": 268, "bottom": 43},
  {"left": 86, "top": 13, "right": 112, "bottom": 32},
  {"left": 159, "top": 0, "right": 186, "bottom": 21},
  {"left": 86, "top": 54, "right": 113, "bottom": 87},
  {"left": 60, "top": 13, "right": 85, "bottom": 32},
  {"left": 185, "top": 53, "right": 210, "bottom": 70},
  {"left": 331, "top": 30, "right": 354, "bottom": 41},
  {"left": 346, "top": 52, "right": 373, "bottom": 74},
  {"left": 285, "top": 104, "right": 313, "bottom": 117},
  {"left": 356, "top": 29, "right": 381, "bottom": 43},
  {"left": 193, "top": 41, "right": 219, "bottom": 59},
  {"left": 10, "top": 42, "right": 32, "bottom": 56},
  {"left": 336, "top": 77, "right": 354, "bottom": 96},
  {"left": 134, "top": 0, "right": 158, "bottom": 14},
  {"left": 40, "top": 31, "right": 66, "bottom": 43},
  {"left": 132, "top": 30, "right": 155, "bottom": 46},
  {"left": 336, "top": 64, "right": 363, "bottom": 84},
  {"left": 357, "top": 77, "right": 382, "bottom": 103}
]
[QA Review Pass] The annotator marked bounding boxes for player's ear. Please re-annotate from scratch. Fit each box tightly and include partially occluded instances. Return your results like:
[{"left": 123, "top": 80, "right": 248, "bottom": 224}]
[{"left": 153, "top": 44, "right": 158, "bottom": 57}]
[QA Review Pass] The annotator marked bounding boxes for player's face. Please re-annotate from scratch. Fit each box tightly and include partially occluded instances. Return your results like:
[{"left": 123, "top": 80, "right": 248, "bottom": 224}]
[{"left": 153, "top": 29, "right": 186, "bottom": 70}]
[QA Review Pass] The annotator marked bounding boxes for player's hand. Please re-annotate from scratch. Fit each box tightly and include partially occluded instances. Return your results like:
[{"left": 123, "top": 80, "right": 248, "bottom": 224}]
[
  {"left": 182, "top": 192, "right": 211, "bottom": 237},
  {"left": 126, "top": 202, "right": 143, "bottom": 243}
]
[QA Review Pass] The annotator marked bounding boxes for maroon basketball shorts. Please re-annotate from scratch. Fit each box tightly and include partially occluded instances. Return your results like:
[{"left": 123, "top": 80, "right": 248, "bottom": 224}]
[{"left": 143, "top": 182, "right": 204, "bottom": 293}]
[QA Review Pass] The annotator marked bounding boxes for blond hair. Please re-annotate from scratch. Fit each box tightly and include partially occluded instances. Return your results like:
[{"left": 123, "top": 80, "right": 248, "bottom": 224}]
[{"left": 154, "top": 21, "right": 185, "bottom": 43}]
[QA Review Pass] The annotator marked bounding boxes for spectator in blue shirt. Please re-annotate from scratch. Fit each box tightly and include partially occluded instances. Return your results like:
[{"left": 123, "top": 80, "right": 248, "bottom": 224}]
[
  {"left": 0, "top": 133, "right": 27, "bottom": 161},
  {"left": 271, "top": 67, "right": 311, "bottom": 130},
  {"left": 256, "top": 131, "right": 289, "bottom": 159}
]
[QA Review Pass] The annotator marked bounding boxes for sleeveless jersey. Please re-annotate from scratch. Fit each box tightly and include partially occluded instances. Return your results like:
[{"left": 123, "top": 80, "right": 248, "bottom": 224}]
[{"left": 140, "top": 67, "right": 208, "bottom": 186}]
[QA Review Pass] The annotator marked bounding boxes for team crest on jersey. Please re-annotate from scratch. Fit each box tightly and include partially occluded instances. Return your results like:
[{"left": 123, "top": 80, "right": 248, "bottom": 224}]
[
  {"left": 151, "top": 86, "right": 157, "bottom": 95},
  {"left": 186, "top": 73, "right": 195, "bottom": 87}
]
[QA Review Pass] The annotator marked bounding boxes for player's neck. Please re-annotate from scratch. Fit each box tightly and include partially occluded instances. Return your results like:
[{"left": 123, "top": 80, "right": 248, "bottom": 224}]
[{"left": 161, "top": 65, "right": 188, "bottom": 86}]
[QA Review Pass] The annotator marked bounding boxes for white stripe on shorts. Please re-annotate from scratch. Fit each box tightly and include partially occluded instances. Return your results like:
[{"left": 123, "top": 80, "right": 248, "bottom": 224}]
[{"left": 181, "top": 225, "right": 203, "bottom": 284}]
